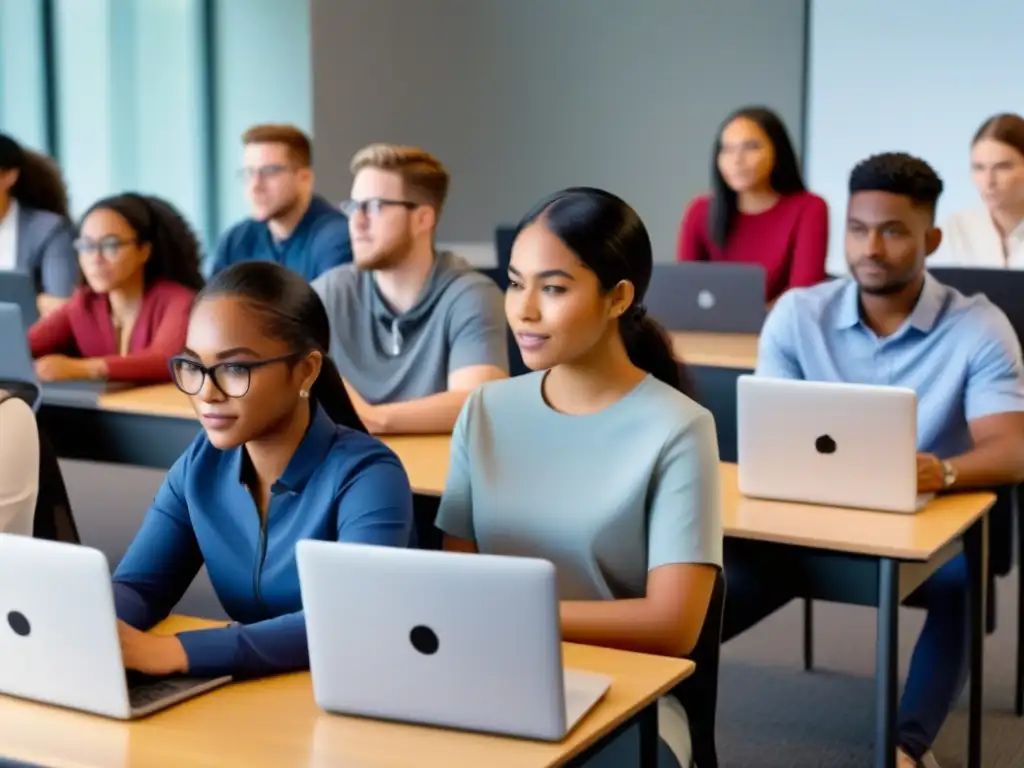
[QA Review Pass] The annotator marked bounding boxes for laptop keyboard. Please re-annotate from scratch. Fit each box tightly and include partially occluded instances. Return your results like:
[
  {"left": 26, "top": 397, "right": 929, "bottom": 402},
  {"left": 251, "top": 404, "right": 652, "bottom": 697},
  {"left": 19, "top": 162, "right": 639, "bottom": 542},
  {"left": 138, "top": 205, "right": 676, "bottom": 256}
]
[{"left": 126, "top": 671, "right": 209, "bottom": 710}]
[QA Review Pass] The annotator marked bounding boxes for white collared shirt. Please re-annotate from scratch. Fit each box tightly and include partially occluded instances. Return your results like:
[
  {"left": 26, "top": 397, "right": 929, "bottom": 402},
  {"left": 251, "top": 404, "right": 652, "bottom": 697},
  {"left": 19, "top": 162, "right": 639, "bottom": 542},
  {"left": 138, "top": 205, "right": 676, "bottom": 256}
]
[
  {"left": 930, "top": 208, "right": 1024, "bottom": 269},
  {"left": 0, "top": 198, "right": 20, "bottom": 272}
]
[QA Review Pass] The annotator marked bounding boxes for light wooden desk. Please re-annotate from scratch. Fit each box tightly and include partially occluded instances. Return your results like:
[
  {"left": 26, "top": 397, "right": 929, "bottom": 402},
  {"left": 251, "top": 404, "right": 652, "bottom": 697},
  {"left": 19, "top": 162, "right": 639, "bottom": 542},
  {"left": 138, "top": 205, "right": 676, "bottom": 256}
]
[
  {"left": 669, "top": 331, "right": 758, "bottom": 369},
  {"left": 42, "top": 385, "right": 993, "bottom": 768},
  {"left": 0, "top": 617, "right": 693, "bottom": 768}
]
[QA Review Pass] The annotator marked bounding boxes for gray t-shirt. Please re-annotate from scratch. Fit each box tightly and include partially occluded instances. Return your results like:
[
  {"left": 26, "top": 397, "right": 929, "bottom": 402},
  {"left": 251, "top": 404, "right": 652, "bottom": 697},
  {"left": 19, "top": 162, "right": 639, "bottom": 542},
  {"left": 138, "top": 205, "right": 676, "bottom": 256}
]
[
  {"left": 312, "top": 251, "right": 508, "bottom": 404},
  {"left": 435, "top": 372, "right": 724, "bottom": 601}
]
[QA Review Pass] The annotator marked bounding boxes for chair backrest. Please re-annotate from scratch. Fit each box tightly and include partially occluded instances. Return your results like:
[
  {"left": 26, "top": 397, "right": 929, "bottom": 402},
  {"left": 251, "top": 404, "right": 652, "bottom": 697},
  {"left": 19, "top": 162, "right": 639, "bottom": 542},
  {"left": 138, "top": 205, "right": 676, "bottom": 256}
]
[
  {"left": 670, "top": 568, "right": 726, "bottom": 768},
  {"left": 494, "top": 226, "right": 516, "bottom": 273}
]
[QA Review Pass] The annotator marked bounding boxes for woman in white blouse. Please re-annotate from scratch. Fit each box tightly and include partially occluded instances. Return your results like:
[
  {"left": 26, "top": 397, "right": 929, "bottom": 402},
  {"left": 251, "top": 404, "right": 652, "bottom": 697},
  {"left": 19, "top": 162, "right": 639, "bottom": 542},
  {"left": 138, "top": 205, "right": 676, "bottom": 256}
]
[
  {"left": 931, "top": 113, "right": 1024, "bottom": 269},
  {"left": 0, "top": 391, "right": 39, "bottom": 535}
]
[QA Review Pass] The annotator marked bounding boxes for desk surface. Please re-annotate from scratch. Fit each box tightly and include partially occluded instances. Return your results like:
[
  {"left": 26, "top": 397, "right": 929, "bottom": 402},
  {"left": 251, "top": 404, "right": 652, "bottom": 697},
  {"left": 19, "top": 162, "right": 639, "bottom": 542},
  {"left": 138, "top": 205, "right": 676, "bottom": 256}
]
[
  {"left": 94, "top": 386, "right": 993, "bottom": 560},
  {"left": 669, "top": 331, "right": 758, "bottom": 369},
  {"left": 717, "top": 463, "right": 994, "bottom": 561},
  {"left": 0, "top": 617, "right": 693, "bottom": 768}
]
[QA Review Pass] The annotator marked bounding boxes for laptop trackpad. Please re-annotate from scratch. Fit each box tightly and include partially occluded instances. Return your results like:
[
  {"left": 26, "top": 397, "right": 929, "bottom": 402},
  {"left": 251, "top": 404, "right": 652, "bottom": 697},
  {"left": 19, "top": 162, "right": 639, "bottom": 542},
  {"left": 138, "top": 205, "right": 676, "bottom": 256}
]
[{"left": 563, "top": 668, "right": 612, "bottom": 731}]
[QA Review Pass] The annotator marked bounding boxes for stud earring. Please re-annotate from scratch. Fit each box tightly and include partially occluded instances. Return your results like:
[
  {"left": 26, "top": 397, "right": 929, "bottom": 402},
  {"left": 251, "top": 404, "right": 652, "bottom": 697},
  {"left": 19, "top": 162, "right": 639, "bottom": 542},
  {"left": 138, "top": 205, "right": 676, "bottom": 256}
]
[{"left": 299, "top": 389, "right": 310, "bottom": 399}]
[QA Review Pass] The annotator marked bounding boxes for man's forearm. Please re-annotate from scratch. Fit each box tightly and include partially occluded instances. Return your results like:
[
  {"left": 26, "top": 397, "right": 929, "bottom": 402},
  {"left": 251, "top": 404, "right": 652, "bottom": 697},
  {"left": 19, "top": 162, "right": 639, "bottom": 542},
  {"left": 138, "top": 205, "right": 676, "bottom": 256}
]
[
  {"left": 951, "top": 438, "right": 1024, "bottom": 489},
  {"left": 373, "top": 389, "right": 471, "bottom": 434}
]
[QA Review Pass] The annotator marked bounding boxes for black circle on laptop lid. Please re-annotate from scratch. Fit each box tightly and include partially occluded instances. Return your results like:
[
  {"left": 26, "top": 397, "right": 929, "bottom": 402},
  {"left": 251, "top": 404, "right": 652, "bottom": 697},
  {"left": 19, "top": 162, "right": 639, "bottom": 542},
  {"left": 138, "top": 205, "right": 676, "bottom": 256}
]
[
  {"left": 409, "top": 625, "right": 439, "bottom": 655},
  {"left": 6, "top": 610, "right": 30, "bottom": 637}
]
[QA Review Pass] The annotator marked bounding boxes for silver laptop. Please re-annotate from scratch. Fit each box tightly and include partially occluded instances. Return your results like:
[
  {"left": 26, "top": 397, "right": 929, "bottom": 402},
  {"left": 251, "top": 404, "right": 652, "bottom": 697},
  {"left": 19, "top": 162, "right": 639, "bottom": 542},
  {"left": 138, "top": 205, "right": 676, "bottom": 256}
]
[
  {"left": 737, "top": 375, "right": 932, "bottom": 513},
  {"left": 0, "top": 271, "right": 40, "bottom": 328},
  {"left": 297, "top": 541, "right": 612, "bottom": 741},
  {"left": 0, "top": 303, "right": 41, "bottom": 411},
  {"left": 0, "top": 535, "right": 231, "bottom": 719},
  {"left": 646, "top": 262, "right": 766, "bottom": 333}
]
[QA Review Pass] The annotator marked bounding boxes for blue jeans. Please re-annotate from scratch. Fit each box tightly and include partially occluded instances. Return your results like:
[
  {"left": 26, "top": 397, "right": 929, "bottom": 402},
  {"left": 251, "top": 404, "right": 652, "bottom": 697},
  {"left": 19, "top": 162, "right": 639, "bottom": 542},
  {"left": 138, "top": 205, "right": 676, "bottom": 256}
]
[
  {"left": 723, "top": 541, "right": 971, "bottom": 760},
  {"left": 897, "top": 553, "right": 970, "bottom": 760}
]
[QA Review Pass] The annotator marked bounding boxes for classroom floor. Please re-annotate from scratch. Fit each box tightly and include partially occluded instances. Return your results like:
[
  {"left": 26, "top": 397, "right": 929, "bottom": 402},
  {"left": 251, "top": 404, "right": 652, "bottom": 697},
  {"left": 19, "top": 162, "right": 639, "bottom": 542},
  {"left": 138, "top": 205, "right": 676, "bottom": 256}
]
[{"left": 719, "top": 576, "right": 1024, "bottom": 767}]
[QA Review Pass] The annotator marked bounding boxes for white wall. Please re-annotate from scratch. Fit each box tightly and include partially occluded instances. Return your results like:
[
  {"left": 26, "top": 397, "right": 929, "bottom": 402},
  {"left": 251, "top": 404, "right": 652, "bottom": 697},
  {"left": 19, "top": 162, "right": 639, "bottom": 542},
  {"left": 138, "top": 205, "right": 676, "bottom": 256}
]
[{"left": 806, "top": 0, "right": 1024, "bottom": 275}]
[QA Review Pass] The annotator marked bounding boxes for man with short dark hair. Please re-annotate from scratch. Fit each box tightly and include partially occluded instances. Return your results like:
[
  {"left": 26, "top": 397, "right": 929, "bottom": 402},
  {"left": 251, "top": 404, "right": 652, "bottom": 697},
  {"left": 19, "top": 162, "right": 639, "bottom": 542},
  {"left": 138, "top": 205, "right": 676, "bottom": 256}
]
[
  {"left": 730, "top": 152, "right": 1024, "bottom": 767},
  {"left": 211, "top": 124, "right": 351, "bottom": 282}
]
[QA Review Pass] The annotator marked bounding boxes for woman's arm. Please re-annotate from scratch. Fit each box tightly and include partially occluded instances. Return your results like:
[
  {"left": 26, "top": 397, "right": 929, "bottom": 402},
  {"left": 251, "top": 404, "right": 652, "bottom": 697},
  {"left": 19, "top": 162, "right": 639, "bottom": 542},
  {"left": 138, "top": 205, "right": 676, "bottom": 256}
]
[
  {"left": 0, "top": 398, "right": 40, "bottom": 536},
  {"left": 172, "top": 457, "right": 415, "bottom": 679},
  {"left": 561, "top": 412, "right": 724, "bottom": 657},
  {"left": 676, "top": 198, "right": 710, "bottom": 262},
  {"left": 112, "top": 455, "right": 205, "bottom": 630},
  {"left": 38, "top": 219, "right": 79, "bottom": 298},
  {"left": 787, "top": 194, "right": 829, "bottom": 288},
  {"left": 27, "top": 298, "right": 78, "bottom": 358}
]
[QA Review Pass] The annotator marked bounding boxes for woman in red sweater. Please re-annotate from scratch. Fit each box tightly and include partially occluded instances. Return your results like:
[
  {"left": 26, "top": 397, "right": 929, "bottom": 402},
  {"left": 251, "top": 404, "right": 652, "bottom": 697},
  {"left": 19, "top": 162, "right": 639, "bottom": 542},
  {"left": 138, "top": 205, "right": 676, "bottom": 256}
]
[
  {"left": 677, "top": 106, "right": 829, "bottom": 303},
  {"left": 29, "top": 193, "right": 204, "bottom": 383}
]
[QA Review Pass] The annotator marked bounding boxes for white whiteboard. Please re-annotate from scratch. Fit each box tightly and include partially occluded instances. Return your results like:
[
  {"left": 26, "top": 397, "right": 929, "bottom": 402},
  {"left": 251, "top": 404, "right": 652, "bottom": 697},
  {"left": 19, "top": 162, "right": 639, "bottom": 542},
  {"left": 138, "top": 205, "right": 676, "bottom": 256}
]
[{"left": 805, "top": 0, "right": 1024, "bottom": 275}]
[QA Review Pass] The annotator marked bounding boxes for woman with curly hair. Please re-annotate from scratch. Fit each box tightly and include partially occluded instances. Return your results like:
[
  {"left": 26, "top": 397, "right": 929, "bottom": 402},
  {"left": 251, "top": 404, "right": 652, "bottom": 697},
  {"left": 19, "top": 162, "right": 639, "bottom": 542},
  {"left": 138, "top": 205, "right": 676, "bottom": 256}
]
[
  {"left": 28, "top": 193, "right": 205, "bottom": 383},
  {"left": 0, "top": 134, "right": 78, "bottom": 297}
]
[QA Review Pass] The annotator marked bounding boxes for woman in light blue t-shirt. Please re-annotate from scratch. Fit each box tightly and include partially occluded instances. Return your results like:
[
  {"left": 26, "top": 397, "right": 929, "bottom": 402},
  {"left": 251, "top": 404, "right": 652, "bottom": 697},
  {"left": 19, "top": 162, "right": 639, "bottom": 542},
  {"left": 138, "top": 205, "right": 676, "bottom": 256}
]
[{"left": 435, "top": 187, "right": 724, "bottom": 767}]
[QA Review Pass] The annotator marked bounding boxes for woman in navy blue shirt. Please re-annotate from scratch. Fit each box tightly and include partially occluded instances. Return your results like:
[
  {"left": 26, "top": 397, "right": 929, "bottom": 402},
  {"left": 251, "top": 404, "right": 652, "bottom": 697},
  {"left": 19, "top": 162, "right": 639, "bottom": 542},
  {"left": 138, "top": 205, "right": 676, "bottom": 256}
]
[{"left": 113, "top": 261, "right": 414, "bottom": 679}]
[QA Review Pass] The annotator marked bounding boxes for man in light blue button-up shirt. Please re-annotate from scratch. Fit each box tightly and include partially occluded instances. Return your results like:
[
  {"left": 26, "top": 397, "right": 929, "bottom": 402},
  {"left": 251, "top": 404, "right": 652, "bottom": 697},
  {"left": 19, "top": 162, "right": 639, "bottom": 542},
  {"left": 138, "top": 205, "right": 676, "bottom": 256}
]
[{"left": 729, "top": 153, "right": 1024, "bottom": 767}]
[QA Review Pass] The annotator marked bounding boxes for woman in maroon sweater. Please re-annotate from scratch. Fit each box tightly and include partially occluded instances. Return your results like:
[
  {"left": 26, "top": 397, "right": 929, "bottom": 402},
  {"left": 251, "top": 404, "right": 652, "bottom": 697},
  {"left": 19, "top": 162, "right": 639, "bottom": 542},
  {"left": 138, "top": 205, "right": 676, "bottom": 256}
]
[
  {"left": 677, "top": 106, "right": 829, "bottom": 303},
  {"left": 29, "top": 193, "right": 204, "bottom": 383}
]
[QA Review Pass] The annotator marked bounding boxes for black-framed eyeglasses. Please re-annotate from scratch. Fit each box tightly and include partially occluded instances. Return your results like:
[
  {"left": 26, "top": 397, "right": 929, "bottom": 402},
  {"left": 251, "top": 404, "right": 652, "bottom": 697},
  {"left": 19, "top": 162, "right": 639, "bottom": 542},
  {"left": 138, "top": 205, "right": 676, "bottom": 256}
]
[
  {"left": 339, "top": 198, "right": 419, "bottom": 218},
  {"left": 168, "top": 352, "right": 302, "bottom": 398},
  {"left": 73, "top": 237, "right": 138, "bottom": 261}
]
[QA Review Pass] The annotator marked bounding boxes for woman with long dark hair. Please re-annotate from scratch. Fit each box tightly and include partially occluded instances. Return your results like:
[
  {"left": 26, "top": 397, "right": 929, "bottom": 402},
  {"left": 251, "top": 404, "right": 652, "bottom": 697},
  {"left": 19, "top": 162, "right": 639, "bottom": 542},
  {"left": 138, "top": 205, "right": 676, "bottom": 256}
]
[
  {"left": 437, "top": 187, "right": 722, "bottom": 767},
  {"left": 28, "top": 193, "right": 205, "bottom": 383},
  {"left": 111, "top": 260, "right": 413, "bottom": 680},
  {"left": 0, "top": 134, "right": 78, "bottom": 297},
  {"left": 930, "top": 112, "right": 1024, "bottom": 268},
  {"left": 677, "top": 106, "right": 829, "bottom": 302}
]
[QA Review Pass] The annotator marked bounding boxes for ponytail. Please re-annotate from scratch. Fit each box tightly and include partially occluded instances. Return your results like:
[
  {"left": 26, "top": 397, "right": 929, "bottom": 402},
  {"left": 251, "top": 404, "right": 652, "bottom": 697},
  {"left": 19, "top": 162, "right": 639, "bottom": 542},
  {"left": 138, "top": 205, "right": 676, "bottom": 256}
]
[
  {"left": 311, "top": 355, "right": 367, "bottom": 433},
  {"left": 620, "top": 310, "right": 698, "bottom": 400}
]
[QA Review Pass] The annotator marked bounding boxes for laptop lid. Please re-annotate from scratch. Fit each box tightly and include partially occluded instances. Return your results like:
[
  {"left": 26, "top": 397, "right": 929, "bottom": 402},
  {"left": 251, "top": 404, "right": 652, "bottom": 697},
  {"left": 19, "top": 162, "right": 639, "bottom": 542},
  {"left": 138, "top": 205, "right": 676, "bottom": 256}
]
[
  {"left": 0, "top": 272, "right": 39, "bottom": 329},
  {"left": 646, "top": 262, "right": 766, "bottom": 333},
  {"left": 737, "top": 375, "right": 920, "bottom": 513},
  {"left": 0, "top": 303, "right": 40, "bottom": 411},
  {"left": 0, "top": 535, "right": 133, "bottom": 719},
  {"left": 297, "top": 541, "right": 572, "bottom": 740}
]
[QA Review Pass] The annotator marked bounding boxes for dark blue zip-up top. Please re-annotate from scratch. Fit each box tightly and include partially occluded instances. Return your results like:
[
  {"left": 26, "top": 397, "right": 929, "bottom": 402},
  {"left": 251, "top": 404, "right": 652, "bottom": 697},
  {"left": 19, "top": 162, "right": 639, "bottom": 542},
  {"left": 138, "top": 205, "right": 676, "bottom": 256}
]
[{"left": 112, "top": 404, "right": 414, "bottom": 679}]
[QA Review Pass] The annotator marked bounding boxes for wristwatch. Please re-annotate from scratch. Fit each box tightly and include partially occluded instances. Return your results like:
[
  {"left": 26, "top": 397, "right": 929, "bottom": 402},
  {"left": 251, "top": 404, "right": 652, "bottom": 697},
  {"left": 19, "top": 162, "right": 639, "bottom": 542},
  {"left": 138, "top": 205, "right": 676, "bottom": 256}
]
[{"left": 940, "top": 460, "right": 958, "bottom": 490}]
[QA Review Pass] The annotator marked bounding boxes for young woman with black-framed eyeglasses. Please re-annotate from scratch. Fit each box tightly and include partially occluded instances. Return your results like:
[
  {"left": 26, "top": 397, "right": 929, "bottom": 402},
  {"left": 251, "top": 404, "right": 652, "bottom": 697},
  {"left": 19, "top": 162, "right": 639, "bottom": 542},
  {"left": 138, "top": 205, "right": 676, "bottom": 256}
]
[{"left": 111, "top": 261, "right": 414, "bottom": 681}]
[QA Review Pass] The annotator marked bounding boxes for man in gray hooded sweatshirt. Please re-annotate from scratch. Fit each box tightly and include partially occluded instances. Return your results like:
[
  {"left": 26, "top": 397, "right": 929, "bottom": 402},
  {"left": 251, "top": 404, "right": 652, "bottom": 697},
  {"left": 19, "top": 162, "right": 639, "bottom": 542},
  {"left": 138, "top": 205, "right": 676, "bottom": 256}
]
[{"left": 313, "top": 144, "right": 508, "bottom": 434}]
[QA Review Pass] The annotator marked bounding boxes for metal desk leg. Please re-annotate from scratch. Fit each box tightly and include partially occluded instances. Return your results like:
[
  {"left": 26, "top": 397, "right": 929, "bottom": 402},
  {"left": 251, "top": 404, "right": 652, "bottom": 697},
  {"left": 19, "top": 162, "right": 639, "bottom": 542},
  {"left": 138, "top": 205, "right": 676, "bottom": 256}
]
[
  {"left": 803, "top": 598, "right": 815, "bottom": 671},
  {"left": 966, "top": 515, "right": 989, "bottom": 768},
  {"left": 1016, "top": 485, "right": 1023, "bottom": 717},
  {"left": 638, "top": 701, "right": 659, "bottom": 768},
  {"left": 876, "top": 558, "right": 899, "bottom": 768}
]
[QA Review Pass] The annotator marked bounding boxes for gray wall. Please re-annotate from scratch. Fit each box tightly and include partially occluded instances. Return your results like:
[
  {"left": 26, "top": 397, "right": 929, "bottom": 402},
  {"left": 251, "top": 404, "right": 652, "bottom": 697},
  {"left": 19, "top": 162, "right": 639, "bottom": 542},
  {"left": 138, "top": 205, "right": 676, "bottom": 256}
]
[{"left": 311, "top": 0, "right": 809, "bottom": 262}]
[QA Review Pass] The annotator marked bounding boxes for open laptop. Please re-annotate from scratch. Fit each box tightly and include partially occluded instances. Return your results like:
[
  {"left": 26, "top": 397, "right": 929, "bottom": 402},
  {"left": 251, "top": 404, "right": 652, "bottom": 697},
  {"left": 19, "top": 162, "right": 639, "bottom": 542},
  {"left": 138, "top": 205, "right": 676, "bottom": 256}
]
[
  {"left": 646, "top": 262, "right": 766, "bottom": 333},
  {"left": 0, "top": 303, "right": 41, "bottom": 411},
  {"left": 0, "top": 534, "right": 231, "bottom": 719},
  {"left": 297, "top": 541, "right": 612, "bottom": 741},
  {"left": 736, "top": 375, "right": 932, "bottom": 513},
  {"left": 0, "top": 271, "right": 40, "bottom": 329}
]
